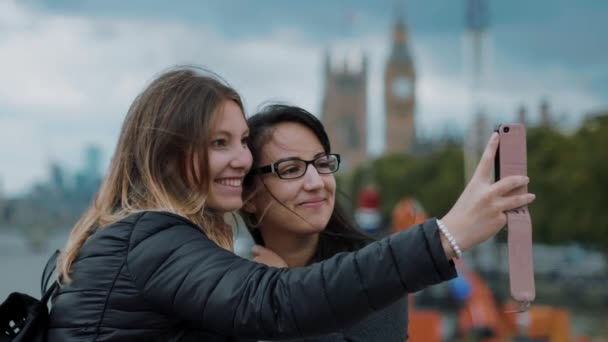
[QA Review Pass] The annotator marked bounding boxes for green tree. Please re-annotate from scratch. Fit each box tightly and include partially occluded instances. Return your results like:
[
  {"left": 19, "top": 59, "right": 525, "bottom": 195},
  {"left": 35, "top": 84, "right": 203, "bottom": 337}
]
[
  {"left": 343, "top": 116, "right": 608, "bottom": 250},
  {"left": 346, "top": 145, "right": 464, "bottom": 230}
]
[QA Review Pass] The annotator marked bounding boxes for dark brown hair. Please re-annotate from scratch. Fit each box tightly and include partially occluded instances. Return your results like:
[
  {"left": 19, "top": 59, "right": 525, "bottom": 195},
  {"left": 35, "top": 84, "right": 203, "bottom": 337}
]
[{"left": 242, "top": 104, "right": 373, "bottom": 264}]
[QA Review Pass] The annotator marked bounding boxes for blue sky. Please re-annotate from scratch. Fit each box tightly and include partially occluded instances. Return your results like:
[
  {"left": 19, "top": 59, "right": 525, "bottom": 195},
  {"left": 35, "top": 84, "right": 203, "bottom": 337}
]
[{"left": 1, "top": 0, "right": 606, "bottom": 195}]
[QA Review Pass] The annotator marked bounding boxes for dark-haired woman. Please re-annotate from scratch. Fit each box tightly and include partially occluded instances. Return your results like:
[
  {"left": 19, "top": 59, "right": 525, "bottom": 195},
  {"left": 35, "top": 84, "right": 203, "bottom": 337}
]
[{"left": 242, "top": 104, "right": 408, "bottom": 341}]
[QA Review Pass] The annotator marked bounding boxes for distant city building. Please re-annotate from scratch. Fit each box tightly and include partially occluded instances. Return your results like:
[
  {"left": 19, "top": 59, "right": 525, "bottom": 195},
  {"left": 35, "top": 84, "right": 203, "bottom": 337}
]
[
  {"left": 540, "top": 99, "right": 552, "bottom": 127},
  {"left": 321, "top": 8, "right": 417, "bottom": 170},
  {"left": 0, "top": 145, "right": 103, "bottom": 251},
  {"left": 463, "top": 0, "right": 491, "bottom": 183},
  {"left": 84, "top": 145, "right": 103, "bottom": 179},
  {"left": 321, "top": 51, "right": 368, "bottom": 170},
  {"left": 50, "top": 162, "right": 66, "bottom": 191},
  {"left": 517, "top": 105, "right": 528, "bottom": 125},
  {"left": 384, "top": 13, "right": 417, "bottom": 155},
  {"left": 514, "top": 100, "right": 568, "bottom": 129},
  {"left": 462, "top": 0, "right": 498, "bottom": 274}
]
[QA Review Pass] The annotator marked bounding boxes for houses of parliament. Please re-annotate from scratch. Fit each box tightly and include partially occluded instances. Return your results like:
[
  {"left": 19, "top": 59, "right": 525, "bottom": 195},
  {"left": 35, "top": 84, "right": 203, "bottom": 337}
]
[{"left": 321, "top": 14, "right": 416, "bottom": 170}]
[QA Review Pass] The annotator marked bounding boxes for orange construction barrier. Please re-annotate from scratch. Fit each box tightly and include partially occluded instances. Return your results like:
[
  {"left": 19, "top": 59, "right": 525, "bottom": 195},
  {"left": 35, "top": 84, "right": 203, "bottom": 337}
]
[
  {"left": 526, "top": 306, "right": 570, "bottom": 342},
  {"left": 408, "top": 296, "right": 443, "bottom": 342},
  {"left": 457, "top": 272, "right": 507, "bottom": 341},
  {"left": 391, "top": 197, "right": 427, "bottom": 233}
]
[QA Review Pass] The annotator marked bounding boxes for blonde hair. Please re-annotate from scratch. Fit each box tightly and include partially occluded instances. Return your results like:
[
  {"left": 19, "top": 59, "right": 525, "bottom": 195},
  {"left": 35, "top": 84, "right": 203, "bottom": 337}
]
[{"left": 58, "top": 66, "right": 243, "bottom": 282}]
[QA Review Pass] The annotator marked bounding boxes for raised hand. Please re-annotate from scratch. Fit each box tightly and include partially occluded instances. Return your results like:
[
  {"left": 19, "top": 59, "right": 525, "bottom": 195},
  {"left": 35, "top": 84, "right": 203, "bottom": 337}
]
[{"left": 440, "top": 132, "right": 535, "bottom": 256}]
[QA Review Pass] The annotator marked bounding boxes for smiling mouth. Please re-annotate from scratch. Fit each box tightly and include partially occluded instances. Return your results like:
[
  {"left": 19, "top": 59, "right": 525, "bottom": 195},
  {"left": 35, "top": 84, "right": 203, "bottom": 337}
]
[
  {"left": 299, "top": 198, "right": 326, "bottom": 207},
  {"left": 216, "top": 178, "right": 243, "bottom": 187}
]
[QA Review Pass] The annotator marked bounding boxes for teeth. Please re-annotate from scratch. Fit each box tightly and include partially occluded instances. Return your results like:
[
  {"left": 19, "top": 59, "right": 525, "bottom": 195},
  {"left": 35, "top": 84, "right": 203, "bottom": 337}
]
[{"left": 217, "top": 179, "right": 242, "bottom": 187}]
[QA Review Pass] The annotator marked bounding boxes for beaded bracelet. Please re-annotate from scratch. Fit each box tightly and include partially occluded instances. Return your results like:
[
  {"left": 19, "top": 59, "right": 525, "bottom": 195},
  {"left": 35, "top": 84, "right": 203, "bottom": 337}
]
[{"left": 436, "top": 218, "right": 463, "bottom": 259}]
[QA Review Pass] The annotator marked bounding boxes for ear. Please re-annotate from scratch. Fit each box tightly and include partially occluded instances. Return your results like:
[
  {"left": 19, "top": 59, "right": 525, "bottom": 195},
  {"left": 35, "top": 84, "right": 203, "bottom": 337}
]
[{"left": 243, "top": 201, "right": 257, "bottom": 214}]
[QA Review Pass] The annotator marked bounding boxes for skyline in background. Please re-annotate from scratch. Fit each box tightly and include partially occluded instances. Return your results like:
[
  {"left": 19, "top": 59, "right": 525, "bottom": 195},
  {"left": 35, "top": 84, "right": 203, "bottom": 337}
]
[{"left": 1, "top": 0, "right": 607, "bottom": 195}]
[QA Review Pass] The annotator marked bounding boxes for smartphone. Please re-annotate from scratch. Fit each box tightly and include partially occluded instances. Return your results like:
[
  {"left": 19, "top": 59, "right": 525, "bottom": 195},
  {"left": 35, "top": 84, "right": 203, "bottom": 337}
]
[{"left": 494, "top": 123, "right": 536, "bottom": 309}]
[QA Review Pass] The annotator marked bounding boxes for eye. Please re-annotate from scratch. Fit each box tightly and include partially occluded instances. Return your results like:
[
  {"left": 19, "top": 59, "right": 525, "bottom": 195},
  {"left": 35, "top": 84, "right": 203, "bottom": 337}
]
[
  {"left": 277, "top": 162, "right": 303, "bottom": 177},
  {"left": 315, "top": 155, "right": 337, "bottom": 171},
  {"left": 241, "top": 136, "right": 250, "bottom": 146},
  {"left": 281, "top": 166, "right": 302, "bottom": 175},
  {"left": 315, "top": 156, "right": 330, "bottom": 167},
  {"left": 210, "top": 138, "right": 227, "bottom": 148}
]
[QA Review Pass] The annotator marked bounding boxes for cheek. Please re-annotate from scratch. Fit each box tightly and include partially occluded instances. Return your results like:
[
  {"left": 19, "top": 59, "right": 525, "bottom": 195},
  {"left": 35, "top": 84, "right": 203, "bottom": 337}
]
[
  {"left": 325, "top": 177, "right": 337, "bottom": 196},
  {"left": 207, "top": 151, "right": 230, "bottom": 176},
  {"left": 206, "top": 151, "right": 218, "bottom": 173},
  {"left": 265, "top": 180, "right": 300, "bottom": 204},
  {"left": 244, "top": 149, "right": 253, "bottom": 171}
]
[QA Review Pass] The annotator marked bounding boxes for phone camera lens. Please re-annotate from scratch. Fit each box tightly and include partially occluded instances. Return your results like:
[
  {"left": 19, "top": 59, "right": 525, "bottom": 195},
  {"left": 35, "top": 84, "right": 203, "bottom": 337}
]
[{"left": 503, "top": 127, "right": 510, "bottom": 133}]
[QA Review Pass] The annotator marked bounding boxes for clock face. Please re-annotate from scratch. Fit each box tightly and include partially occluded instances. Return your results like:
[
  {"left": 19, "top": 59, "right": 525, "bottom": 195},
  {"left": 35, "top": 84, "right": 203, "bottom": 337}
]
[{"left": 391, "top": 77, "right": 412, "bottom": 99}]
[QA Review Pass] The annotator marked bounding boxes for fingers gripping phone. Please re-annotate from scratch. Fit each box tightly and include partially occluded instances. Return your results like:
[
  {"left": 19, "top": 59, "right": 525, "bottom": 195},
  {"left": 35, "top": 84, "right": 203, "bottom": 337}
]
[{"left": 494, "top": 123, "right": 535, "bottom": 312}]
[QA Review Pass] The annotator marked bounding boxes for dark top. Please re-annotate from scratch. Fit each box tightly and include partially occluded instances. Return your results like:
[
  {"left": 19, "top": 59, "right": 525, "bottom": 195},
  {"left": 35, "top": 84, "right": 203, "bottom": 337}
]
[
  {"left": 47, "top": 211, "right": 455, "bottom": 341},
  {"left": 252, "top": 231, "right": 410, "bottom": 342},
  {"left": 275, "top": 300, "right": 408, "bottom": 342}
]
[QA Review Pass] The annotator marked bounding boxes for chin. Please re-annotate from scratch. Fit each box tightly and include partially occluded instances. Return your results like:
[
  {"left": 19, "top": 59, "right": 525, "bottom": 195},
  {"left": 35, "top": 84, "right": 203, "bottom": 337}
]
[
  {"left": 303, "top": 220, "right": 329, "bottom": 234},
  {"left": 207, "top": 199, "right": 243, "bottom": 212}
]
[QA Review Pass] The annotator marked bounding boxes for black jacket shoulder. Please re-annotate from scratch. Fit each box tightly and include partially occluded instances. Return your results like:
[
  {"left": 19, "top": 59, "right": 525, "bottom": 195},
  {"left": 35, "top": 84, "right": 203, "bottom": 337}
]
[{"left": 49, "top": 211, "right": 455, "bottom": 341}]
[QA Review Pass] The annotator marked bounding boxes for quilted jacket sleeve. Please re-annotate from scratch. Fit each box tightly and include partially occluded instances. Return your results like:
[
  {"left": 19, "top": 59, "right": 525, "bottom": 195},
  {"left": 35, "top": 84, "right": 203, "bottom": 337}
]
[{"left": 126, "top": 216, "right": 455, "bottom": 340}]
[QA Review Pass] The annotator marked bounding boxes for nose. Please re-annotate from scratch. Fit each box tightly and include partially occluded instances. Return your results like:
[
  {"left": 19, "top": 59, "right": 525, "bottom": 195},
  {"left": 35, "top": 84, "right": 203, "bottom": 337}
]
[
  {"left": 302, "top": 164, "right": 324, "bottom": 191},
  {"left": 230, "top": 144, "right": 253, "bottom": 172}
]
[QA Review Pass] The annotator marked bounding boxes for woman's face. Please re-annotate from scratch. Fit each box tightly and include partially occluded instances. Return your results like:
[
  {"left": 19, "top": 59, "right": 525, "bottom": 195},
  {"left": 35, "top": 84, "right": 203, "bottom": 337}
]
[
  {"left": 248, "top": 122, "right": 336, "bottom": 237},
  {"left": 205, "top": 100, "right": 252, "bottom": 212}
]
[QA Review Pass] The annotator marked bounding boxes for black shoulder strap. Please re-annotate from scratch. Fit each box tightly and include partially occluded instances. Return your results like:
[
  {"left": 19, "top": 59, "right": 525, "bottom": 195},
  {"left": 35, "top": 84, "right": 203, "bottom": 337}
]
[{"left": 40, "top": 250, "right": 60, "bottom": 302}]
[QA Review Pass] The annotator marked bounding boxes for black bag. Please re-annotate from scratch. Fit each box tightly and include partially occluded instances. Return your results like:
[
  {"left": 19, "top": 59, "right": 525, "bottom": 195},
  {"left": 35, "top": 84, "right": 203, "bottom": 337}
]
[{"left": 0, "top": 250, "right": 59, "bottom": 342}]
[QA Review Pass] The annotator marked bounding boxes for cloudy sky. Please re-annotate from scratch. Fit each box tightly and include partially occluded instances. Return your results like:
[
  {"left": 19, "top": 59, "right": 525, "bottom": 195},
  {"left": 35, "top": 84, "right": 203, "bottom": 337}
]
[{"left": 0, "top": 0, "right": 606, "bottom": 196}]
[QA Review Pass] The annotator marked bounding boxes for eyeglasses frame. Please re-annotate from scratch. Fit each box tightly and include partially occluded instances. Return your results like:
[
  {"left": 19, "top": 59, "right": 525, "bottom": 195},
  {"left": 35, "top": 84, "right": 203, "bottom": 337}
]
[{"left": 251, "top": 153, "right": 341, "bottom": 180}]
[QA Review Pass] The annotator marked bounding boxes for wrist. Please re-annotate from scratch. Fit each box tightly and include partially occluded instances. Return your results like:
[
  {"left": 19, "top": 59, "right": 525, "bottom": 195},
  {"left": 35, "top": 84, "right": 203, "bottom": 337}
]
[
  {"left": 436, "top": 218, "right": 463, "bottom": 259},
  {"left": 440, "top": 233, "right": 456, "bottom": 260}
]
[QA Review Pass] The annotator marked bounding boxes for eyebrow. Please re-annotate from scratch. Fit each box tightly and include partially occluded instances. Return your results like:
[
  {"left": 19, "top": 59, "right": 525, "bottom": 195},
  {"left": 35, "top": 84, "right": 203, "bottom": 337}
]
[
  {"left": 272, "top": 152, "right": 326, "bottom": 164},
  {"left": 211, "top": 129, "right": 249, "bottom": 137}
]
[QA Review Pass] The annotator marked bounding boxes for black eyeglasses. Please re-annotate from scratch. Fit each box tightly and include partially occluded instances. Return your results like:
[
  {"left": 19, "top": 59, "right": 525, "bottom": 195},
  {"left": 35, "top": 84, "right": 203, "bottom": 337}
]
[{"left": 252, "top": 153, "right": 341, "bottom": 179}]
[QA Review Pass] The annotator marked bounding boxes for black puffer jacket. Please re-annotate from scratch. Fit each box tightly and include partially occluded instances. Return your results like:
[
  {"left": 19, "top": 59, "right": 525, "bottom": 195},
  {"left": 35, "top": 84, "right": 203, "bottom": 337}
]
[{"left": 47, "top": 211, "right": 455, "bottom": 341}]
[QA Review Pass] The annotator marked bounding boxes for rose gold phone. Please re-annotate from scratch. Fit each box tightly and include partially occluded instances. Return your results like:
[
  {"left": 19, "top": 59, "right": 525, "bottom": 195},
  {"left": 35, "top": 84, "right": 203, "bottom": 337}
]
[{"left": 495, "top": 123, "right": 535, "bottom": 312}]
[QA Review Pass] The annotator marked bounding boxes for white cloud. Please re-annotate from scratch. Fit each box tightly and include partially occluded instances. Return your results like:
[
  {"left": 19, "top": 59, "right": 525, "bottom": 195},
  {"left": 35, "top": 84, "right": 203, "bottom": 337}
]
[
  {"left": 0, "top": 1, "right": 324, "bottom": 195},
  {"left": 0, "top": 1, "right": 603, "bottom": 195},
  {"left": 412, "top": 31, "right": 604, "bottom": 135}
]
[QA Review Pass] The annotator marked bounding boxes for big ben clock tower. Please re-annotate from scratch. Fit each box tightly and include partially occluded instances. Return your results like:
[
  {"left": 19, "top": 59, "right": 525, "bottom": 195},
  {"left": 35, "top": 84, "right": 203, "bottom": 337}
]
[{"left": 384, "top": 14, "right": 416, "bottom": 154}]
